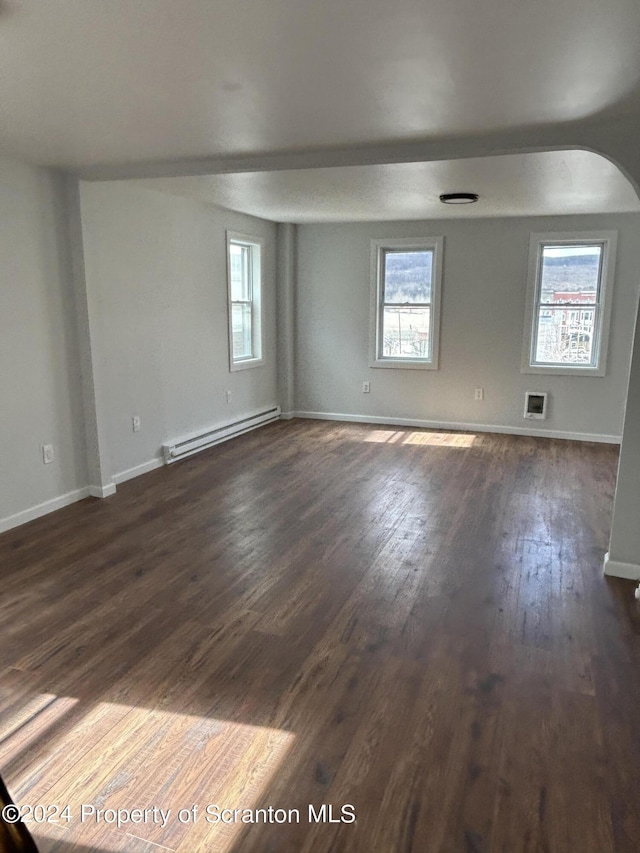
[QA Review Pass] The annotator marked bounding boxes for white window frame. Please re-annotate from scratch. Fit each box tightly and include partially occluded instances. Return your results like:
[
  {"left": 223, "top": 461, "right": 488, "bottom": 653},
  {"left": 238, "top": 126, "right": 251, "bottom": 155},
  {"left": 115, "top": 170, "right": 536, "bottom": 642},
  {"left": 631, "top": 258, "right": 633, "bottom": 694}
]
[
  {"left": 369, "top": 236, "right": 444, "bottom": 370},
  {"left": 521, "top": 231, "right": 617, "bottom": 377},
  {"left": 226, "top": 231, "right": 264, "bottom": 372}
]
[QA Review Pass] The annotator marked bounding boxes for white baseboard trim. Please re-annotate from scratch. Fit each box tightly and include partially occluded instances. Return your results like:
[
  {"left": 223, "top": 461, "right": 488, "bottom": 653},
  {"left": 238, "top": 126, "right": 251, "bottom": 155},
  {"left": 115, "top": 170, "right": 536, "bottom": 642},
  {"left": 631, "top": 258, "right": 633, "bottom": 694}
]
[
  {"left": 113, "top": 456, "right": 164, "bottom": 485},
  {"left": 88, "top": 483, "right": 117, "bottom": 498},
  {"left": 291, "top": 411, "right": 621, "bottom": 444},
  {"left": 279, "top": 411, "right": 295, "bottom": 421},
  {"left": 603, "top": 552, "right": 640, "bottom": 580},
  {"left": 0, "top": 486, "right": 91, "bottom": 535}
]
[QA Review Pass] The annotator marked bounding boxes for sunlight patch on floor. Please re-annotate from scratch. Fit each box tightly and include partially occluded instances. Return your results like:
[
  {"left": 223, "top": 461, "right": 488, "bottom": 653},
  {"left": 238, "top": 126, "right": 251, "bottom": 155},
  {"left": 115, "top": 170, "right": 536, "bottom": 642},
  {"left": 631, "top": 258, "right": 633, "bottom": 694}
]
[
  {"left": 2, "top": 698, "right": 295, "bottom": 853},
  {"left": 0, "top": 691, "right": 71, "bottom": 750},
  {"left": 363, "top": 429, "right": 476, "bottom": 447}
]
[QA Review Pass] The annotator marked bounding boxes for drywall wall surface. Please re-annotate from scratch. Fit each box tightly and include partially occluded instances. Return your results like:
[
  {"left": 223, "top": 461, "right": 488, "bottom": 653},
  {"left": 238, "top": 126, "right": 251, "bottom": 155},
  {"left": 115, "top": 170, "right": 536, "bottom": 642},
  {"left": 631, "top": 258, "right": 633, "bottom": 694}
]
[
  {"left": 65, "top": 175, "right": 113, "bottom": 493},
  {"left": 295, "top": 214, "right": 640, "bottom": 439},
  {"left": 0, "top": 159, "right": 87, "bottom": 526},
  {"left": 79, "top": 181, "right": 277, "bottom": 479},
  {"left": 276, "top": 222, "right": 296, "bottom": 414},
  {"left": 607, "top": 293, "right": 640, "bottom": 567}
]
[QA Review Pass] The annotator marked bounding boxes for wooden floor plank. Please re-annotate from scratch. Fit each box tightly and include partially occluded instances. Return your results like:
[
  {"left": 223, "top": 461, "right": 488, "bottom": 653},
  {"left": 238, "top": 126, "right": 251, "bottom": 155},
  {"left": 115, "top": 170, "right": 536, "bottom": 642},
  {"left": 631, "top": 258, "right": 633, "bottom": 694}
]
[{"left": 1, "top": 420, "right": 638, "bottom": 852}]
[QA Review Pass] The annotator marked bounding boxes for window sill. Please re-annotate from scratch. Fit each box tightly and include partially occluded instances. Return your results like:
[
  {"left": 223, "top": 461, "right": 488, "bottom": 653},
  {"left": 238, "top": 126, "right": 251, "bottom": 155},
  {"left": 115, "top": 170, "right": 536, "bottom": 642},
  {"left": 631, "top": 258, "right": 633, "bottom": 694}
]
[
  {"left": 521, "top": 363, "right": 604, "bottom": 377},
  {"left": 370, "top": 358, "right": 438, "bottom": 371},
  {"left": 230, "top": 357, "right": 265, "bottom": 372}
]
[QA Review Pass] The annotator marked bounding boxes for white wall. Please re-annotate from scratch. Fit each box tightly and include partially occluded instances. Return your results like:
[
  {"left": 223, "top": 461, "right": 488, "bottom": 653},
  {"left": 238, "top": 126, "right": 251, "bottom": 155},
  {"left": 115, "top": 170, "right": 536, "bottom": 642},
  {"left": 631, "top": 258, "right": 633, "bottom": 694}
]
[
  {"left": 295, "top": 214, "right": 640, "bottom": 439},
  {"left": 1, "top": 168, "right": 638, "bottom": 535},
  {"left": 604, "top": 295, "right": 640, "bottom": 579},
  {"left": 79, "top": 182, "right": 278, "bottom": 481},
  {"left": 0, "top": 159, "right": 87, "bottom": 529}
]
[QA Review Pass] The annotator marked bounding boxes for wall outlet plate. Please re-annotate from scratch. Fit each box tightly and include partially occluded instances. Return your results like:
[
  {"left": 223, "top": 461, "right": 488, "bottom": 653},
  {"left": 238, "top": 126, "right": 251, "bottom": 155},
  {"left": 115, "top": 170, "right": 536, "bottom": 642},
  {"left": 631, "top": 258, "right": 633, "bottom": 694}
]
[
  {"left": 362, "top": 381, "right": 370, "bottom": 393},
  {"left": 42, "top": 444, "right": 54, "bottom": 464}
]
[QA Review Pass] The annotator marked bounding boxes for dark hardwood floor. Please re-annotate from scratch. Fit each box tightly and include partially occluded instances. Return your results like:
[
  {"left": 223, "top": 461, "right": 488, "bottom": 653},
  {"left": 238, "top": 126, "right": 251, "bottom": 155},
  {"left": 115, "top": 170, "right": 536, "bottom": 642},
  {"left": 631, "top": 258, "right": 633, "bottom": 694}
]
[{"left": 1, "top": 419, "right": 639, "bottom": 853}]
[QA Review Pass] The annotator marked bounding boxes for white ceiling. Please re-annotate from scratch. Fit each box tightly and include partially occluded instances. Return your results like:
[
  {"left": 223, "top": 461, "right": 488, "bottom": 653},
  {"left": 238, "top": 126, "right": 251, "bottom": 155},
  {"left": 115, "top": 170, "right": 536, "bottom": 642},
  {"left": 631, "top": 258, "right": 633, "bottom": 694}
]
[
  {"left": 1, "top": 0, "right": 640, "bottom": 220},
  {"left": 1, "top": 0, "right": 640, "bottom": 170},
  {"left": 134, "top": 151, "right": 640, "bottom": 222}
]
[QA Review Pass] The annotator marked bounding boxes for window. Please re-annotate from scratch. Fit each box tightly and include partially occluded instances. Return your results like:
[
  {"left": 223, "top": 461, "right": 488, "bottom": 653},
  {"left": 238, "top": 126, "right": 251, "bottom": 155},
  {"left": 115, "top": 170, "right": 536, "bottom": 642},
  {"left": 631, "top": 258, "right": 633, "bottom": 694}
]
[
  {"left": 522, "top": 231, "right": 617, "bottom": 376},
  {"left": 227, "top": 232, "right": 264, "bottom": 371},
  {"left": 370, "top": 237, "right": 443, "bottom": 369}
]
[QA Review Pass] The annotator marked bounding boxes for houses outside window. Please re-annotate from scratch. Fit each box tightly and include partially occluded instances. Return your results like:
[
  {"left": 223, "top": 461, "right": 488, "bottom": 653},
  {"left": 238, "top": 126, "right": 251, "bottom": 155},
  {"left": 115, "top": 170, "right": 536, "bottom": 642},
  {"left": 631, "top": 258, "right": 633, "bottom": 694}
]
[{"left": 522, "top": 232, "right": 617, "bottom": 376}]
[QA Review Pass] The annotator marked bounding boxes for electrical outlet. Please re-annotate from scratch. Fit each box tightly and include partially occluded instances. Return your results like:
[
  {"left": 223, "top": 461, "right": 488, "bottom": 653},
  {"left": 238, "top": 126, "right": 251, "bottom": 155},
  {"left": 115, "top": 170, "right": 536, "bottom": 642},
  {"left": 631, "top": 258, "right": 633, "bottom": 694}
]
[
  {"left": 362, "top": 381, "right": 370, "bottom": 393},
  {"left": 226, "top": 390, "right": 232, "bottom": 403},
  {"left": 474, "top": 388, "right": 484, "bottom": 401},
  {"left": 42, "top": 444, "right": 54, "bottom": 464},
  {"left": 132, "top": 415, "right": 141, "bottom": 432}
]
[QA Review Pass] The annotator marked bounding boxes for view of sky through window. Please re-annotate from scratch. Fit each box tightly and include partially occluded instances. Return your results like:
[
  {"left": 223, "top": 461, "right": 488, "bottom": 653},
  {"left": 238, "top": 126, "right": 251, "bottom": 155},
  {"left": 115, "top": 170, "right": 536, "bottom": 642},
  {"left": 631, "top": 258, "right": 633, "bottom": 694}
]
[{"left": 535, "top": 243, "right": 602, "bottom": 365}]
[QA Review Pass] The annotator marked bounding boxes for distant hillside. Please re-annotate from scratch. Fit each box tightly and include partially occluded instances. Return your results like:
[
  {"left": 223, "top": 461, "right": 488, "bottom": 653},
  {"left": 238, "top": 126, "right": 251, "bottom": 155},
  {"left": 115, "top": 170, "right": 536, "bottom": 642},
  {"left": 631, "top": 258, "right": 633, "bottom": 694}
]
[
  {"left": 542, "top": 256, "right": 600, "bottom": 293},
  {"left": 384, "top": 252, "right": 601, "bottom": 300},
  {"left": 385, "top": 252, "right": 433, "bottom": 302}
]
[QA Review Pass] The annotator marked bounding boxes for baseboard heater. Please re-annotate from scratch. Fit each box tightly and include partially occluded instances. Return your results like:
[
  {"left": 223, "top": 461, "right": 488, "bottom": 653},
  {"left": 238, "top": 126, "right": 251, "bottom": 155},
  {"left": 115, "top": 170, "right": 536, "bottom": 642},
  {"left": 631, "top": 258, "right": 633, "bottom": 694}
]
[{"left": 163, "top": 405, "right": 281, "bottom": 464}]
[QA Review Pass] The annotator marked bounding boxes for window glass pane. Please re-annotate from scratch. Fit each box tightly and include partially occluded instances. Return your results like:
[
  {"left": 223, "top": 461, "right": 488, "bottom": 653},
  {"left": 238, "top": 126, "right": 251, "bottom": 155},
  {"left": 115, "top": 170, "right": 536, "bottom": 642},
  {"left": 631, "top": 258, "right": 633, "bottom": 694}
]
[
  {"left": 230, "top": 243, "right": 251, "bottom": 301},
  {"left": 232, "top": 302, "right": 252, "bottom": 359},
  {"left": 539, "top": 244, "right": 601, "bottom": 305},
  {"left": 383, "top": 250, "right": 432, "bottom": 303},
  {"left": 382, "top": 306, "right": 431, "bottom": 358},
  {"left": 535, "top": 306, "right": 596, "bottom": 365}
]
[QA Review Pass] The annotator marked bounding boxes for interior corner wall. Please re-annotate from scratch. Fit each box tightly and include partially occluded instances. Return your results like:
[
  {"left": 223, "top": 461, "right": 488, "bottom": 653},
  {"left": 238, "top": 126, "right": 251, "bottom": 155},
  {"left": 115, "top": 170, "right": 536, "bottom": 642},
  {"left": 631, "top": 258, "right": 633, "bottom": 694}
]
[
  {"left": 294, "top": 214, "right": 640, "bottom": 440},
  {"left": 0, "top": 158, "right": 88, "bottom": 530},
  {"left": 604, "top": 292, "right": 640, "bottom": 577},
  {"left": 78, "top": 181, "right": 278, "bottom": 481},
  {"left": 276, "top": 222, "right": 296, "bottom": 415}
]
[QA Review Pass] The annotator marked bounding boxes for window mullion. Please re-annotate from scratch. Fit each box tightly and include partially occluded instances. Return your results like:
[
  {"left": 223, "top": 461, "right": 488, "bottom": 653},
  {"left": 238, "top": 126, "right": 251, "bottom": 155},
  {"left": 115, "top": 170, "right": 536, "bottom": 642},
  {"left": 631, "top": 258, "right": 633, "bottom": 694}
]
[
  {"left": 383, "top": 302, "right": 431, "bottom": 309},
  {"left": 538, "top": 302, "right": 597, "bottom": 309}
]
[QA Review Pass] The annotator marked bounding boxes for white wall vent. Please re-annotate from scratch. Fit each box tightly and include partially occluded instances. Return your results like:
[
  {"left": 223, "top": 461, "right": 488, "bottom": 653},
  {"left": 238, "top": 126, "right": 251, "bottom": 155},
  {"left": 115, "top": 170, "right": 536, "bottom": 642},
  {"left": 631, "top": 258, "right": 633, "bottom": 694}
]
[{"left": 524, "top": 391, "right": 548, "bottom": 420}]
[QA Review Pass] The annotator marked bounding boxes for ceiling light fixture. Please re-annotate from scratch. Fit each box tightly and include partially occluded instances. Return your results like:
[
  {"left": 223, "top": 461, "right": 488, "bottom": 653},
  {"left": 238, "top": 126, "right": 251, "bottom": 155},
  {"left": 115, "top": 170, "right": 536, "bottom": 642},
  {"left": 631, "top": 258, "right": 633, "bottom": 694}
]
[{"left": 439, "top": 192, "right": 479, "bottom": 204}]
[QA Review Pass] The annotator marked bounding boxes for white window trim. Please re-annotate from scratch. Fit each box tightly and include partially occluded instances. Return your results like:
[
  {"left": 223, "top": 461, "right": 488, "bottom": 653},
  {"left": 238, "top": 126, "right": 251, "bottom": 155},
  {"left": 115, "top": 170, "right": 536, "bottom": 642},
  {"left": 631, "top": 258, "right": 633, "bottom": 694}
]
[
  {"left": 227, "top": 231, "right": 265, "bottom": 372},
  {"left": 521, "top": 230, "right": 617, "bottom": 377},
  {"left": 369, "top": 236, "right": 444, "bottom": 370}
]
